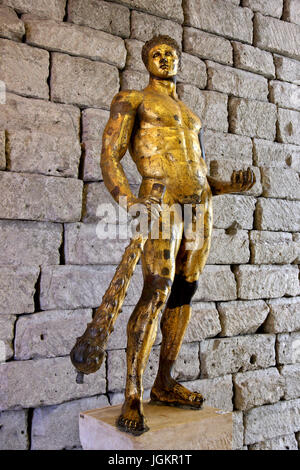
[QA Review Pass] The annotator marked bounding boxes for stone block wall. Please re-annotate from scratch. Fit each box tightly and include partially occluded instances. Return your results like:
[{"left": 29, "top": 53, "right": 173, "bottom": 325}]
[{"left": 0, "top": 0, "right": 299, "bottom": 450}]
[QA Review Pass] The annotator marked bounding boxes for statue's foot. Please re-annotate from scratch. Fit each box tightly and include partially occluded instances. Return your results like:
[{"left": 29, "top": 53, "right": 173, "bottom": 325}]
[
  {"left": 150, "top": 379, "right": 204, "bottom": 410},
  {"left": 116, "top": 398, "right": 149, "bottom": 436}
]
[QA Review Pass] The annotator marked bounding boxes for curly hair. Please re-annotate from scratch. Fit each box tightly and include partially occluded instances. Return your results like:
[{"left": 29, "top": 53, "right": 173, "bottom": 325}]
[{"left": 141, "top": 35, "right": 181, "bottom": 68}]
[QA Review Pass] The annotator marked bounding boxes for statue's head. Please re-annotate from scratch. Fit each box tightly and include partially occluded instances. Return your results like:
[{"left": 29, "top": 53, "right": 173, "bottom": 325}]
[{"left": 142, "top": 35, "right": 181, "bottom": 78}]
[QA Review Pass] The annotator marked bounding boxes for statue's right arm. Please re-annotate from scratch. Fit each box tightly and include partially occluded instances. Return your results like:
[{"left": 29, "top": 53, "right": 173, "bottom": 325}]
[{"left": 100, "top": 90, "right": 143, "bottom": 209}]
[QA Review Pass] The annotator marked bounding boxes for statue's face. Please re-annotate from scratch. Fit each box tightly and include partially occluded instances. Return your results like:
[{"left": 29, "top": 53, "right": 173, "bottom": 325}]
[{"left": 147, "top": 44, "right": 179, "bottom": 78}]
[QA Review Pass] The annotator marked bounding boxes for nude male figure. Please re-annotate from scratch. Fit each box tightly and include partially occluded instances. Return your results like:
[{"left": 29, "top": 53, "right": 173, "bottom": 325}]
[{"left": 100, "top": 35, "right": 255, "bottom": 435}]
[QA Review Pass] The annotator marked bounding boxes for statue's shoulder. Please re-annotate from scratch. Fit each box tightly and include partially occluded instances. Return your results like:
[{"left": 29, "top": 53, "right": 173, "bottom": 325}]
[{"left": 111, "top": 90, "right": 144, "bottom": 112}]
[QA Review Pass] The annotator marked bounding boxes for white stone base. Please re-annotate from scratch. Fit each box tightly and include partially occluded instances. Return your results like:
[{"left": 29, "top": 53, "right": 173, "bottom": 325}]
[{"left": 79, "top": 402, "right": 233, "bottom": 450}]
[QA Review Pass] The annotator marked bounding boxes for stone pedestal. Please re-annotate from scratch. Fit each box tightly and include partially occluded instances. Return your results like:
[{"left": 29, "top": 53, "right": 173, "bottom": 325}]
[{"left": 79, "top": 402, "right": 233, "bottom": 450}]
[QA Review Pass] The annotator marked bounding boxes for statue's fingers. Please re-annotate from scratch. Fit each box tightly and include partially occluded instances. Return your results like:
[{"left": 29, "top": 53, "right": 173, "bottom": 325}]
[
  {"left": 231, "top": 170, "right": 237, "bottom": 184},
  {"left": 245, "top": 168, "right": 255, "bottom": 190},
  {"left": 239, "top": 170, "right": 244, "bottom": 185}
]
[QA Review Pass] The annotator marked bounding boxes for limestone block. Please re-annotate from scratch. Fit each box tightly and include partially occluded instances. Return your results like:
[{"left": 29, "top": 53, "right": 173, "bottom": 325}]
[
  {"left": 184, "top": 0, "right": 253, "bottom": 43},
  {"left": 244, "top": 398, "right": 300, "bottom": 445},
  {"left": 177, "top": 53, "right": 207, "bottom": 89},
  {"left": 195, "top": 265, "right": 237, "bottom": 302},
  {"left": 184, "top": 302, "right": 221, "bottom": 341},
  {"left": 255, "top": 198, "right": 300, "bottom": 232},
  {"left": 0, "top": 5, "right": 25, "bottom": 40},
  {"left": 0, "top": 220, "right": 62, "bottom": 266},
  {"left": 209, "top": 161, "right": 261, "bottom": 197},
  {"left": 174, "top": 343, "right": 200, "bottom": 382},
  {"left": 232, "top": 411, "right": 244, "bottom": 450},
  {"left": 207, "top": 61, "right": 268, "bottom": 101},
  {"left": 253, "top": 138, "right": 300, "bottom": 171},
  {"left": 203, "top": 130, "right": 253, "bottom": 165},
  {"left": 0, "top": 315, "right": 16, "bottom": 360},
  {"left": 121, "top": 69, "right": 148, "bottom": 91},
  {"left": 218, "top": 300, "right": 269, "bottom": 337},
  {"left": 280, "top": 364, "right": 300, "bottom": 400},
  {"left": 269, "top": 80, "right": 300, "bottom": 111},
  {"left": 82, "top": 181, "right": 139, "bottom": 224},
  {"left": 182, "top": 375, "right": 233, "bottom": 411},
  {"left": 40, "top": 265, "right": 143, "bottom": 310},
  {"left": 249, "top": 434, "right": 298, "bottom": 450},
  {"left": 177, "top": 85, "right": 228, "bottom": 133},
  {"left": 264, "top": 297, "right": 300, "bottom": 334},
  {"left": 183, "top": 27, "right": 233, "bottom": 66},
  {"left": 24, "top": 16, "right": 126, "bottom": 69},
  {"left": 0, "top": 93, "right": 80, "bottom": 137},
  {"left": 0, "top": 409, "right": 28, "bottom": 450},
  {"left": 242, "top": 0, "right": 283, "bottom": 18},
  {"left": 131, "top": 11, "right": 182, "bottom": 46},
  {"left": 293, "top": 232, "right": 300, "bottom": 263},
  {"left": 283, "top": 0, "right": 300, "bottom": 25},
  {"left": 213, "top": 195, "right": 256, "bottom": 230},
  {"left": 31, "top": 395, "right": 109, "bottom": 450},
  {"left": 51, "top": 53, "right": 119, "bottom": 109},
  {"left": 250, "top": 231, "right": 298, "bottom": 265},
  {"left": 124, "top": 39, "right": 144, "bottom": 72},
  {"left": 0, "top": 171, "right": 83, "bottom": 223},
  {"left": 0, "top": 130, "right": 5, "bottom": 170},
  {"left": 14, "top": 309, "right": 93, "bottom": 360},
  {"left": 0, "top": 38, "right": 49, "bottom": 99},
  {"left": 207, "top": 229, "right": 250, "bottom": 264},
  {"left": 6, "top": 129, "right": 81, "bottom": 178},
  {"left": 229, "top": 97, "right": 277, "bottom": 140},
  {"left": 274, "top": 55, "right": 300, "bottom": 85},
  {"left": 82, "top": 108, "right": 109, "bottom": 142},
  {"left": 233, "top": 368, "right": 284, "bottom": 411},
  {"left": 200, "top": 334, "right": 276, "bottom": 378},
  {"left": 232, "top": 42, "right": 275, "bottom": 78},
  {"left": 260, "top": 167, "right": 300, "bottom": 200},
  {"left": 277, "top": 108, "right": 300, "bottom": 145},
  {"left": 67, "top": 0, "right": 130, "bottom": 38},
  {"left": 0, "top": 356, "right": 106, "bottom": 410},
  {"left": 115, "top": 0, "right": 184, "bottom": 23},
  {"left": 64, "top": 222, "right": 130, "bottom": 265},
  {"left": 0, "top": 265, "right": 39, "bottom": 314},
  {"left": 254, "top": 13, "right": 300, "bottom": 60},
  {"left": 1, "top": 0, "right": 66, "bottom": 20},
  {"left": 234, "top": 265, "right": 299, "bottom": 299},
  {"left": 277, "top": 331, "right": 300, "bottom": 365}
]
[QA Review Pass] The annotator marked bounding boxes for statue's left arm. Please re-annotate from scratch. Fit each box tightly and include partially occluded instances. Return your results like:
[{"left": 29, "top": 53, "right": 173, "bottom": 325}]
[{"left": 199, "top": 129, "right": 256, "bottom": 195}]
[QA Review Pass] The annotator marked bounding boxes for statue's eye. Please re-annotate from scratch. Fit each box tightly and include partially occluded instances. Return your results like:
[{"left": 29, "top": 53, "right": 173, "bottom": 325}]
[
  {"left": 166, "top": 52, "right": 172, "bottom": 57},
  {"left": 153, "top": 52, "right": 160, "bottom": 58}
]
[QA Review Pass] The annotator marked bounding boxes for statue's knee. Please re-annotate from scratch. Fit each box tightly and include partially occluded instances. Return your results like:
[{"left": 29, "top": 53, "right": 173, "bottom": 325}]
[
  {"left": 141, "top": 274, "right": 172, "bottom": 306},
  {"left": 167, "top": 274, "right": 198, "bottom": 308}
]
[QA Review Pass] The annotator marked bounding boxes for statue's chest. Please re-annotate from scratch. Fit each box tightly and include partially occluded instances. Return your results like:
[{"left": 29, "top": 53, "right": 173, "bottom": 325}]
[{"left": 139, "top": 94, "right": 201, "bottom": 132}]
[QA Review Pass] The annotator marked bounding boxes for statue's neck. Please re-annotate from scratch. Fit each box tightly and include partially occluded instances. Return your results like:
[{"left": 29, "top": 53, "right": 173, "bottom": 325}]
[{"left": 148, "top": 75, "right": 178, "bottom": 99}]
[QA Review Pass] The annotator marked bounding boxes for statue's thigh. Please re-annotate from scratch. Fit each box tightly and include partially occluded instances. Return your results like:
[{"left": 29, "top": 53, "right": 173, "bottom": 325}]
[
  {"left": 176, "top": 201, "right": 213, "bottom": 283},
  {"left": 141, "top": 218, "right": 183, "bottom": 281}
]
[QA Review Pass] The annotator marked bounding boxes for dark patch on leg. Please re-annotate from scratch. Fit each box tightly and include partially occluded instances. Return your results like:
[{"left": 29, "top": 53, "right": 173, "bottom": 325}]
[
  {"left": 161, "top": 267, "right": 170, "bottom": 276},
  {"left": 163, "top": 249, "right": 170, "bottom": 260},
  {"left": 167, "top": 274, "right": 198, "bottom": 308}
]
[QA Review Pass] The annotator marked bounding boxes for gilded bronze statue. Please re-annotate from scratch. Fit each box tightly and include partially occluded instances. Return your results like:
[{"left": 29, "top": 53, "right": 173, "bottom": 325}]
[{"left": 71, "top": 35, "right": 255, "bottom": 436}]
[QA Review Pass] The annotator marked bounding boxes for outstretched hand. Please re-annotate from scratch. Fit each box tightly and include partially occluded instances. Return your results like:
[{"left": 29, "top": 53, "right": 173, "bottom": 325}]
[{"left": 231, "top": 167, "right": 256, "bottom": 193}]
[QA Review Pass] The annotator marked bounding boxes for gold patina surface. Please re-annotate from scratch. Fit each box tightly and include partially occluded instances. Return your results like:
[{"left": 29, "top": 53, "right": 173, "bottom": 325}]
[{"left": 70, "top": 36, "right": 255, "bottom": 436}]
